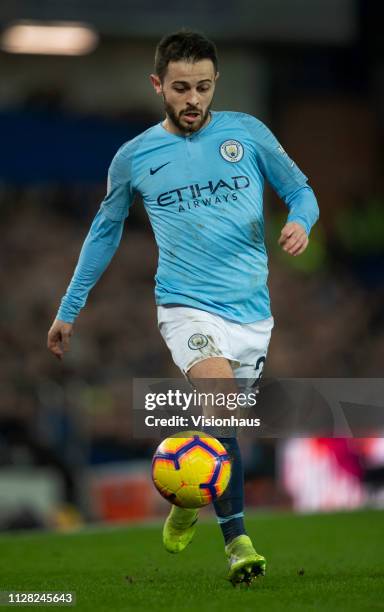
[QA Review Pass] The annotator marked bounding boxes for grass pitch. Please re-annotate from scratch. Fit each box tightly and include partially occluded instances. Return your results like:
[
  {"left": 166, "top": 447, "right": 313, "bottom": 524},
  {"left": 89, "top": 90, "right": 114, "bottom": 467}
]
[{"left": 0, "top": 510, "right": 383, "bottom": 611}]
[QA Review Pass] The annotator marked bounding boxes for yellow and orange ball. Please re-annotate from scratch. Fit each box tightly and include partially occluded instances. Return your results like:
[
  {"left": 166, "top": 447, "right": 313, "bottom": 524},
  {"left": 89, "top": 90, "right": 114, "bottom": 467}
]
[{"left": 152, "top": 432, "right": 231, "bottom": 508}]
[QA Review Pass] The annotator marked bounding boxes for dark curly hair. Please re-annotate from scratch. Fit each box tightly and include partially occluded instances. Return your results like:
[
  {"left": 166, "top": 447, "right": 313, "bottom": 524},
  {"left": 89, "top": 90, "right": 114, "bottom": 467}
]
[{"left": 154, "top": 29, "right": 218, "bottom": 81}]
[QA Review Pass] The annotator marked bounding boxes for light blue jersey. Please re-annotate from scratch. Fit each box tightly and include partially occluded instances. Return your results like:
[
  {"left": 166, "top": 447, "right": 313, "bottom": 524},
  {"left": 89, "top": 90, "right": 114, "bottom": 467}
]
[{"left": 57, "top": 111, "right": 319, "bottom": 324}]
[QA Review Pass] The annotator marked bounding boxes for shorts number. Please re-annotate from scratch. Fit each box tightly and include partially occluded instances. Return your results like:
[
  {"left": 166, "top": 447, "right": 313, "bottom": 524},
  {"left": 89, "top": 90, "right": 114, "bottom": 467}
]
[{"left": 251, "top": 356, "right": 265, "bottom": 389}]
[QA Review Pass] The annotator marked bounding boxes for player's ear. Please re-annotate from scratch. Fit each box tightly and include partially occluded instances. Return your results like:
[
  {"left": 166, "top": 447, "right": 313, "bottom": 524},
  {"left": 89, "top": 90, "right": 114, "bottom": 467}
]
[
  {"left": 215, "top": 71, "right": 220, "bottom": 83},
  {"left": 150, "top": 74, "right": 162, "bottom": 95}
]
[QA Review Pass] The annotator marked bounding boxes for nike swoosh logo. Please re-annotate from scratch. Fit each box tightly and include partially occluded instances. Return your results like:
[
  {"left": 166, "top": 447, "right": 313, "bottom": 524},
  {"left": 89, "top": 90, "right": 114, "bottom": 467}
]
[{"left": 150, "top": 162, "right": 170, "bottom": 175}]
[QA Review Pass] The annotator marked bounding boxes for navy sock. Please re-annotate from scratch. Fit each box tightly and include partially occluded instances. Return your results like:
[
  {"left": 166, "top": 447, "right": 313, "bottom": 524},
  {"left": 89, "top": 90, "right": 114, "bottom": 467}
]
[{"left": 213, "top": 437, "right": 246, "bottom": 545}]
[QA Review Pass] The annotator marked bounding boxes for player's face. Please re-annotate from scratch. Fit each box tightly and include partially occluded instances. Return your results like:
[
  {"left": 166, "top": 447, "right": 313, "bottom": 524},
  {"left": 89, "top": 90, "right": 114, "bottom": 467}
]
[{"left": 151, "top": 59, "right": 218, "bottom": 135}]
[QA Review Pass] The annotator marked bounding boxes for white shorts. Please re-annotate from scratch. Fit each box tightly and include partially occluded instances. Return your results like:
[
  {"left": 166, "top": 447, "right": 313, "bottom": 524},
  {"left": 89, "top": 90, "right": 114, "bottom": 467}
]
[{"left": 157, "top": 305, "right": 274, "bottom": 383}]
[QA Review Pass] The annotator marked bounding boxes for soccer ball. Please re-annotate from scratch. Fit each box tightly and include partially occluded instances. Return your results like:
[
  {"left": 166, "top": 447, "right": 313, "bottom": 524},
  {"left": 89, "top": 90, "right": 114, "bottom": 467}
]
[{"left": 152, "top": 431, "right": 231, "bottom": 508}]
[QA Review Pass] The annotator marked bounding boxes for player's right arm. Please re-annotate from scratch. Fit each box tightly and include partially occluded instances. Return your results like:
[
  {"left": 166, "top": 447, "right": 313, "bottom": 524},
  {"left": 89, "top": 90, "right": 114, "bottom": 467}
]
[{"left": 47, "top": 144, "right": 135, "bottom": 359}]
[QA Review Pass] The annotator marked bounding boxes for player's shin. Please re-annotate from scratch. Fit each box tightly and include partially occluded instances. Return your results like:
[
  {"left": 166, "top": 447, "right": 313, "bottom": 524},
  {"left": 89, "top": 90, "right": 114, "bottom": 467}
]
[
  {"left": 213, "top": 436, "right": 246, "bottom": 545},
  {"left": 214, "top": 436, "right": 266, "bottom": 584}
]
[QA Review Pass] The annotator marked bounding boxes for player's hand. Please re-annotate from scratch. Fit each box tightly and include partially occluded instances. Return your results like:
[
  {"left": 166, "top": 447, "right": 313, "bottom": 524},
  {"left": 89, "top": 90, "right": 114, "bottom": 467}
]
[
  {"left": 278, "top": 221, "right": 309, "bottom": 256},
  {"left": 47, "top": 319, "right": 74, "bottom": 360}
]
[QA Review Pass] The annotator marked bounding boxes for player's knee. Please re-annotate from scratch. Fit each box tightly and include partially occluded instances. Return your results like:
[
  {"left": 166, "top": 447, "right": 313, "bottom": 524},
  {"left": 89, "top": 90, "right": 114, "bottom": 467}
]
[{"left": 187, "top": 356, "right": 234, "bottom": 380}]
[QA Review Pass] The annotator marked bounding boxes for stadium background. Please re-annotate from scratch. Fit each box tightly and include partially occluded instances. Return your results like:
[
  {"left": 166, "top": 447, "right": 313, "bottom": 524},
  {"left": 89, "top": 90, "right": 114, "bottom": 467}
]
[{"left": 0, "top": 0, "right": 383, "bottom": 531}]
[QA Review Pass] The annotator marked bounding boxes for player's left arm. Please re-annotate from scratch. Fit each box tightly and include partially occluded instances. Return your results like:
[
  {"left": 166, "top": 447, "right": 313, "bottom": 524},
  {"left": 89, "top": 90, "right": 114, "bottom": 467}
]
[
  {"left": 258, "top": 123, "right": 319, "bottom": 256},
  {"left": 240, "top": 114, "right": 319, "bottom": 256},
  {"left": 278, "top": 185, "right": 317, "bottom": 256}
]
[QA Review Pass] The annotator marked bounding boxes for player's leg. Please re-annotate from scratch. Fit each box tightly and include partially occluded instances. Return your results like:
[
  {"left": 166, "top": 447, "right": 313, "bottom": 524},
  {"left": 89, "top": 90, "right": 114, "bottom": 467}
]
[
  {"left": 219, "top": 316, "right": 274, "bottom": 583},
  {"left": 161, "top": 358, "right": 234, "bottom": 553},
  {"left": 157, "top": 305, "right": 265, "bottom": 579},
  {"left": 157, "top": 307, "right": 236, "bottom": 554},
  {"left": 188, "top": 357, "right": 266, "bottom": 584},
  {"left": 188, "top": 358, "right": 246, "bottom": 542}
]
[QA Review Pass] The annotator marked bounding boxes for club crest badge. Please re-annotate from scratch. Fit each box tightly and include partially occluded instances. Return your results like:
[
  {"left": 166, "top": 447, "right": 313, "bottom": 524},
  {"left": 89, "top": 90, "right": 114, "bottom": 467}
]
[
  {"left": 188, "top": 334, "right": 208, "bottom": 350},
  {"left": 220, "top": 140, "right": 244, "bottom": 163}
]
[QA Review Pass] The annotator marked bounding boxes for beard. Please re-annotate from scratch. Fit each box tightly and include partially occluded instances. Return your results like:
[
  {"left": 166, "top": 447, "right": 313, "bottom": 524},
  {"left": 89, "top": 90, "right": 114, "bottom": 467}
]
[{"left": 163, "top": 95, "right": 211, "bottom": 134}]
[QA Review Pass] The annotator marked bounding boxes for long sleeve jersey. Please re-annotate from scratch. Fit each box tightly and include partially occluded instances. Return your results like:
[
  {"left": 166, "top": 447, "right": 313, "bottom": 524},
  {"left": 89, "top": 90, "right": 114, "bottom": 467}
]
[{"left": 57, "top": 111, "right": 319, "bottom": 324}]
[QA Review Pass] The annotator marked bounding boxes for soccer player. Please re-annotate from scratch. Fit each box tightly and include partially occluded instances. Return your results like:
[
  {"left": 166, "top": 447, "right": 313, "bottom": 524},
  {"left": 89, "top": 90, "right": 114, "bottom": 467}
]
[{"left": 47, "top": 30, "right": 319, "bottom": 584}]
